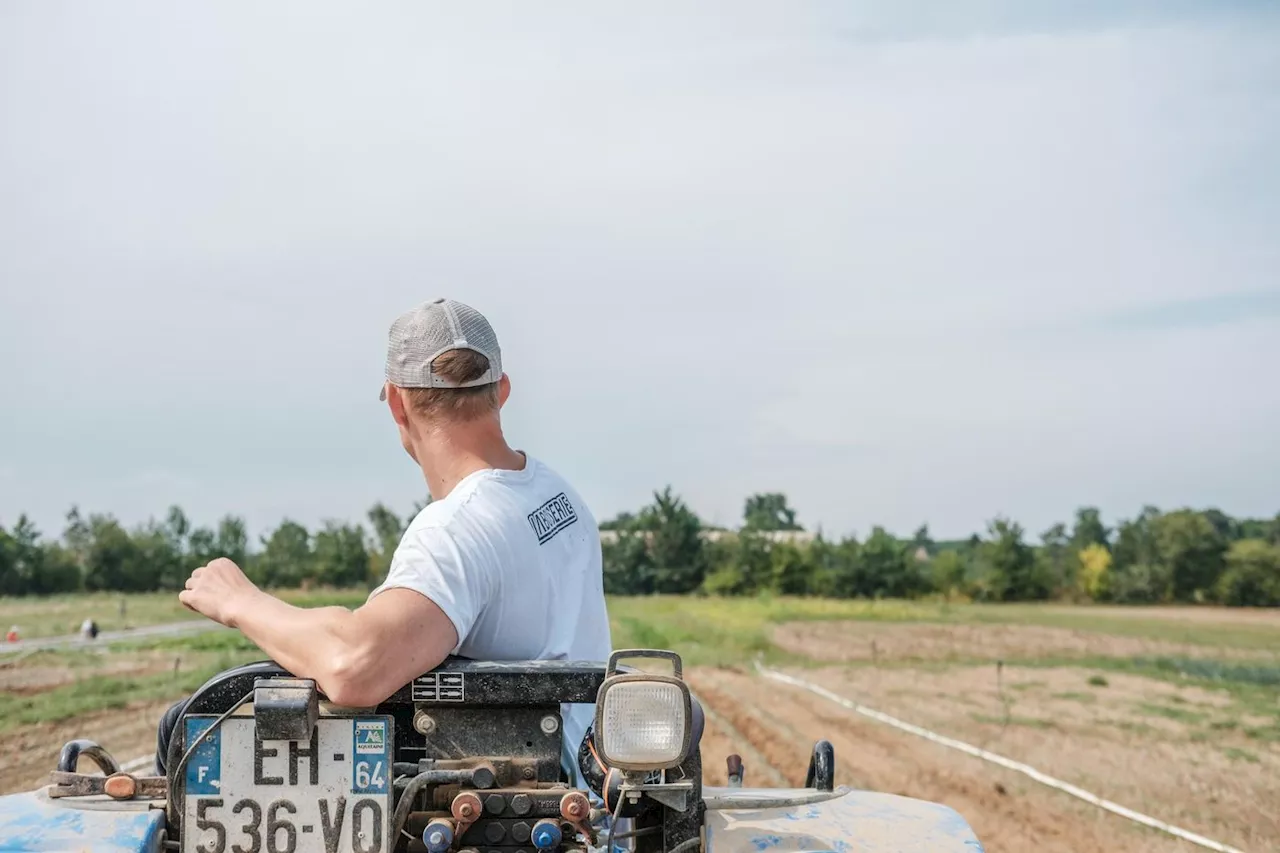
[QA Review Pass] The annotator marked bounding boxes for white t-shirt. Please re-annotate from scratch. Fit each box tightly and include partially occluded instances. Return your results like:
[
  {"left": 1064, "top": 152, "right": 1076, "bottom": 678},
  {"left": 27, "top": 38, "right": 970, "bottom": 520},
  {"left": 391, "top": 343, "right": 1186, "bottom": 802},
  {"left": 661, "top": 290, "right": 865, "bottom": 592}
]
[{"left": 368, "top": 453, "right": 612, "bottom": 785}]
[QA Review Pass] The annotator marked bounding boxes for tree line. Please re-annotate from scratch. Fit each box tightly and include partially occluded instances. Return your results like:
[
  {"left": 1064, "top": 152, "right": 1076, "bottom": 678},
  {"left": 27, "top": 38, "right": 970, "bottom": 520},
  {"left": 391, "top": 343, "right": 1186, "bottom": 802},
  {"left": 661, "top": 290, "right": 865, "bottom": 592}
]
[
  {"left": 2, "top": 491, "right": 1278, "bottom": 606},
  {"left": 600, "top": 489, "right": 1280, "bottom": 607},
  {"left": 0, "top": 502, "right": 422, "bottom": 597}
]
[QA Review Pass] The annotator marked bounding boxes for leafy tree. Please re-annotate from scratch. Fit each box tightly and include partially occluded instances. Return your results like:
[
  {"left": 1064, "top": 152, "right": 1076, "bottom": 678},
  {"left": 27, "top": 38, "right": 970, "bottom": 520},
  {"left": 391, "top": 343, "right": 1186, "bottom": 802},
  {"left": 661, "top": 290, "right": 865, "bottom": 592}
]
[
  {"left": 83, "top": 514, "right": 152, "bottom": 591},
  {"left": 255, "top": 520, "right": 314, "bottom": 588},
  {"left": 931, "top": 549, "right": 968, "bottom": 599},
  {"left": 215, "top": 515, "right": 249, "bottom": 569},
  {"left": 701, "top": 531, "right": 772, "bottom": 596},
  {"left": 6, "top": 516, "right": 44, "bottom": 594},
  {"left": 978, "top": 517, "right": 1049, "bottom": 601},
  {"left": 602, "top": 527, "right": 654, "bottom": 595},
  {"left": 771, "top": 542, "right": 817, "bottom": 596},
  {"left": 856, "top": 526, "right": 925, "bottom": 599},
  {"left": 1215, "top": 539, "right": 1280, "bottom": 606},
  {"left": 638, "top": 487, "right": 706, "bottom": 594},
  {"left": 1111, "top": 506, "right": 1161, "bottom": 571},
  {"left": 1108, "top": 562, "right": 1170, "bottom": 604},
  {"left": 0, "top": 519, "right": 82, "bottom": 597},
  {"left": 132, "top": 519, "right": 184, "bottom": 591},
  {"left": 911, "top": 524, "right": 934, "bottom": 556},
  {"left": 742, "top": 493, "right": 802, "bottom": 532},
  {"left": 0, "top": 524, "right": 18, "bottom": 596},
  {"left": 312, "top": 521, "right": 370, "bottom": 588},
  {"left": 163, "top": 505, "right": 191, "bottom": 553},
  {"left": 1070, "top": 507, "right": 1110, "bottom": 552},
  {"left": 1151, "top": 509, "right": 1226, "bottom": 602},
  {"left": 366, "top": 503, "right": 404, "bottom": 583},
  {"left": 824, "top": 535, "right": 863, "bottom": 599},
  {"left": 62, "top": 506, "right": 92, "bottom": 569},
  {"left": 31, "top": 544, "right": 82, "bottom": 595},
  {"left": 1200, "top": 508, "right": 1237, "bottom": 542},
  {"left": 1077, "top": 544, "right": 1111, "bottom": 601},
  {"left": 186, "top": 526, "right": 219, "bottom": 569},
  {"left": 1037, "top": 523, "right": 1074, "bottom": 596},
  {"left": 803, "top": 533, "right": 841, "bottom": 598}
]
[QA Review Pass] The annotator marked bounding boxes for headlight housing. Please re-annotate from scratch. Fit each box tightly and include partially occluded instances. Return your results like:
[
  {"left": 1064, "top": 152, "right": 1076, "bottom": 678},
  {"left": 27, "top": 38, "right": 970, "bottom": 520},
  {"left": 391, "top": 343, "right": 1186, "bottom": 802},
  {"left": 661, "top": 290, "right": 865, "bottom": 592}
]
[{"left": 594, "top": 651, "right": 693, "bottom": 772}]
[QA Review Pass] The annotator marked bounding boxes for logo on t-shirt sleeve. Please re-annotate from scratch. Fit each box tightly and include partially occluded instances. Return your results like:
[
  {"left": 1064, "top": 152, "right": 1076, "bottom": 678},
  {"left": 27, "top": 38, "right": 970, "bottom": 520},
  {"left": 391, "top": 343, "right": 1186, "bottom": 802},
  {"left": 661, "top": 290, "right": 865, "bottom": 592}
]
[{"left": 527, "top": 492, "right": 579, "bottom": 545}]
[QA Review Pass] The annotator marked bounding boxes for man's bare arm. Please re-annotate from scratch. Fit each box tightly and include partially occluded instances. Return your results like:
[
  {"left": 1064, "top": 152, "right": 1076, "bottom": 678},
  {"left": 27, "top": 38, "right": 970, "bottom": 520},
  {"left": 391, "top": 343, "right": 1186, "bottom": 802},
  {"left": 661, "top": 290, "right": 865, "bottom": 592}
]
[{"left": 180, "top": 558, "right": 457, "bottom": 707}]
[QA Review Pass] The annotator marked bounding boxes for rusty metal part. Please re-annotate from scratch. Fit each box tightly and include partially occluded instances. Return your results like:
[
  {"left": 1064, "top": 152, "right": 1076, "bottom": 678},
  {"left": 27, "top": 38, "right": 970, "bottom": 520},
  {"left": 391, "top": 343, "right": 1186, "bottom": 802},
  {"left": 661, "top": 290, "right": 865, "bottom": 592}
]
[
  {"left": 451, "top": 791, "right": 484, "bottom": 838},
  {"left": 726, "top": 755, "right": 744, "bottom": 787},
  {"left": 48, "top": 770, "right": 168, "bottom": 800},
  {"left": 559, "top": 790, "right": 596, "bottom": 844}
]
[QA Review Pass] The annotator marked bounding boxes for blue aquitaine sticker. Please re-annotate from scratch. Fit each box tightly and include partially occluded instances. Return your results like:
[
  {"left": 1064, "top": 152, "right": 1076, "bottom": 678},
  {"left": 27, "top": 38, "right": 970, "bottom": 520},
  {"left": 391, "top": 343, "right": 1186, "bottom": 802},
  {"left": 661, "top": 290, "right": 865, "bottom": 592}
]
[
  {"left": 351, "top": 718, "right": 389, "bottom": 795},
  {"left": 184, "top": 717, "right": 221, "bottom": 795}
]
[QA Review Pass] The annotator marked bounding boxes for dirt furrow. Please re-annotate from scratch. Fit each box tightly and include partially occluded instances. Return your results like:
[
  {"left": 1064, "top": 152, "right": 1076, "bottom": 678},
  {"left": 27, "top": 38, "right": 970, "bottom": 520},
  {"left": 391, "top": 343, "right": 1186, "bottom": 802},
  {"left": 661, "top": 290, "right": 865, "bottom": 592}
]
[{"left": 688, "top": 667, "right": 1214, "bottom": 853}]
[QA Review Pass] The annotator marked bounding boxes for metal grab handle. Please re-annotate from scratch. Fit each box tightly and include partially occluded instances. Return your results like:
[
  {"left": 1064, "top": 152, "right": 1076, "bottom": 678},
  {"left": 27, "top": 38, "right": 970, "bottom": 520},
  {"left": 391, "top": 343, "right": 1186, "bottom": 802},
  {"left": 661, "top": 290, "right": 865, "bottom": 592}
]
[
  {"left": 804, "top": 740, "right": 834, "bottom": 792},
  {"left": 606, "top": 649, "right": 683, "bottom": 678},
  {"left": 57, "top": 739, "right": 122, "bottom": 775}
]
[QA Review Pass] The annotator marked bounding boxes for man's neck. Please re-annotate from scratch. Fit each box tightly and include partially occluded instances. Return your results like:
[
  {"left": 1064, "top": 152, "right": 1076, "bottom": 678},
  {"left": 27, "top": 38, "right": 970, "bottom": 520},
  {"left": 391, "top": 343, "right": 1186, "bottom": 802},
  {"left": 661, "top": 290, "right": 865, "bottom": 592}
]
[{"left": 414, "top": 421, "right": 526, "bottom": 501}]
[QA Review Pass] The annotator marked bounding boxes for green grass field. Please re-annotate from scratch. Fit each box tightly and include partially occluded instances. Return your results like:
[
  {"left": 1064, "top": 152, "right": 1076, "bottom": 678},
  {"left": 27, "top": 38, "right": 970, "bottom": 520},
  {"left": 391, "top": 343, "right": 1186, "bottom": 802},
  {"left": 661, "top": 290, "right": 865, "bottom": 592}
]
[{"left": 3, "top": 591, "right": 1277, "bottom": 734}]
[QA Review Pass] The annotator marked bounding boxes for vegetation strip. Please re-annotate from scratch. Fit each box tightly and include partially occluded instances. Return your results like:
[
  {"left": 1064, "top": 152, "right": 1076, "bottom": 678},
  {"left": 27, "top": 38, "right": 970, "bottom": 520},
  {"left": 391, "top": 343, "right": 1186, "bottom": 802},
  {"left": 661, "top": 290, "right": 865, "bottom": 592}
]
[{"left": 756, "top": 663, "right": 1244, "bottom": 853}]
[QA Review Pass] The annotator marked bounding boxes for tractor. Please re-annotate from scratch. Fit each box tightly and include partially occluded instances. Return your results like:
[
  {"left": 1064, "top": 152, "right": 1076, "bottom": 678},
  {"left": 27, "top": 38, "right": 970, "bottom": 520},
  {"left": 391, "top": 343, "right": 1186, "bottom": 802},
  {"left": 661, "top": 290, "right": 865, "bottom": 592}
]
[{"left": 0, "top": 649, "right": 984, "bottom": 853}]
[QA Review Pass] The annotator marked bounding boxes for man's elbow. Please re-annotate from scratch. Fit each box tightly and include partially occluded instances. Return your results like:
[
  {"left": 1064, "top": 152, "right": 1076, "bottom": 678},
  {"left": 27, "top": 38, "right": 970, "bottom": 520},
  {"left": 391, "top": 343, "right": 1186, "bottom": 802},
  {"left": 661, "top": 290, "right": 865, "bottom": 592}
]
[{"left": 319, "top": 651, "right": 392, "bottom": 708}]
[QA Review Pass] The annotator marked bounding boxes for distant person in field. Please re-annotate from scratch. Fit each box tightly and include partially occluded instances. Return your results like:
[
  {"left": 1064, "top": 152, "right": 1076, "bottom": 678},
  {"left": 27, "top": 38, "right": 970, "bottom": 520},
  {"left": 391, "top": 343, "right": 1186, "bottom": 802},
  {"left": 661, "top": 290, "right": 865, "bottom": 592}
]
[{"left": 166, "top": 297, "right": 611, "bottom": 779}]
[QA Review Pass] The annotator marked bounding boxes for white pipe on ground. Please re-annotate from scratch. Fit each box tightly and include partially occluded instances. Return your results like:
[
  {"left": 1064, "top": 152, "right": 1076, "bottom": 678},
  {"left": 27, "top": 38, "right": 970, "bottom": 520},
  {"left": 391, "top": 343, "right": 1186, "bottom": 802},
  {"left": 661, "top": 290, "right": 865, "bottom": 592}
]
[{"left": 755, "top": 663, "right": 1244, "bottom": 853}]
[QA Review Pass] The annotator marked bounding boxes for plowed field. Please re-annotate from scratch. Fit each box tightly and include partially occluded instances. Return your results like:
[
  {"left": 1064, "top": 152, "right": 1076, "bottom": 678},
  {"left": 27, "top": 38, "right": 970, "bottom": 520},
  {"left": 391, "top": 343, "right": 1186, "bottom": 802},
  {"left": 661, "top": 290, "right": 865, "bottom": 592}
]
[{"left": 2, "top": 601, "right": 1277, "bottom": 852}]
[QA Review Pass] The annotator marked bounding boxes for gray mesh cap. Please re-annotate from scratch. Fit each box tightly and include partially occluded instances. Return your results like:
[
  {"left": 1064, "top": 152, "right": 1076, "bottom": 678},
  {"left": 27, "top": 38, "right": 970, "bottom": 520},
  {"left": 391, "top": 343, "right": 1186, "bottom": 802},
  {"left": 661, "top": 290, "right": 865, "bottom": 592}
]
[{"left": 379, "top": 298, "right": 503, "bottom": 400}]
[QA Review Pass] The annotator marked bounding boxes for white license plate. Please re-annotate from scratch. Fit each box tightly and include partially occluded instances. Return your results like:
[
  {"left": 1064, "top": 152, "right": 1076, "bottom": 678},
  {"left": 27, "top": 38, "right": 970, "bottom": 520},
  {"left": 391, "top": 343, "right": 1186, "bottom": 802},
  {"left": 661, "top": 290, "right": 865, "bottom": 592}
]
[{"left": 181, "top": 714, "right": 394, "bottom": 853}]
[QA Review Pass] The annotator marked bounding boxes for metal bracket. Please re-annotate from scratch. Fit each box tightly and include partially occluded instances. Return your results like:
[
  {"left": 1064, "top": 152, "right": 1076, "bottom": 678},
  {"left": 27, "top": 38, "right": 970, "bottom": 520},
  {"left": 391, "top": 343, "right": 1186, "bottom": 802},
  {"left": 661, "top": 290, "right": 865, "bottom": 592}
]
[
  {"left": 618, "top": 780, "right": 696, "bottom": 812},
  {"left": 49, "top": 770, "right": 168, "bottom": 800},
  {"left": 252, "top": 677, "right": 318, "bottom": 741}
]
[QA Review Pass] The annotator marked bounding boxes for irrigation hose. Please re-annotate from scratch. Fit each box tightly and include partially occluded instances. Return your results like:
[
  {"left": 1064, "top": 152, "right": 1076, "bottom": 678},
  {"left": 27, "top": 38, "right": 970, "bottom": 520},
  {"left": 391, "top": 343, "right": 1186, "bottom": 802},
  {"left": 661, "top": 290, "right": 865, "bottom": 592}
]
[{"left": 755, "top": 663, "right": 1245, "bottom": 853}]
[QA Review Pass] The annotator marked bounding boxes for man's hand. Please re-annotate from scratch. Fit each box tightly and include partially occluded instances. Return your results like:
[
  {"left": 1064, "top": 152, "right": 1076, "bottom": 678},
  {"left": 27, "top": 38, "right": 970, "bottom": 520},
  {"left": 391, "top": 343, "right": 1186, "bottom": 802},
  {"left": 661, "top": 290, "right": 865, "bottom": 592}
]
[{"left": 179, "top": 558, "right": 262, "bottom": 628}]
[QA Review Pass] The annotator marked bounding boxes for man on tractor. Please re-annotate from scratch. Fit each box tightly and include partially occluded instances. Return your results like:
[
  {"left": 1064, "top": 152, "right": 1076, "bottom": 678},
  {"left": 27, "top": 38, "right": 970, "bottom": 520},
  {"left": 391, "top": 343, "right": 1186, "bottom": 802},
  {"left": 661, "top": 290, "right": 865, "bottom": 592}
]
[{"left": 168, "top": 297, "right": 612, "bottom": 784}]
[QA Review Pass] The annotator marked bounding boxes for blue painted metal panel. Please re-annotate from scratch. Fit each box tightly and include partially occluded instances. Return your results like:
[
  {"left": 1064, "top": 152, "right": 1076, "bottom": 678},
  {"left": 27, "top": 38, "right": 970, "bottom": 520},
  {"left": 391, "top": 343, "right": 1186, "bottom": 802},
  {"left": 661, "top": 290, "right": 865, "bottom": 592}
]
[
  {"left": 703, "top": 786, "right": 985, "bottom": 852},
  {"left": 0, "top": 789, "right": 165, "bottom": 853}
]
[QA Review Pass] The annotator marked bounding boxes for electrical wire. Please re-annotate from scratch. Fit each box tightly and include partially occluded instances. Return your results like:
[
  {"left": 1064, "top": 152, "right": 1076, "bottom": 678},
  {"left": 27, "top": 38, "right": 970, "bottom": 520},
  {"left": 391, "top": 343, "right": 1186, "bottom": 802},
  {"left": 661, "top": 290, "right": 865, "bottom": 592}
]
[{"left": 165, "top": 690, "right": 255, "bottom": 825}]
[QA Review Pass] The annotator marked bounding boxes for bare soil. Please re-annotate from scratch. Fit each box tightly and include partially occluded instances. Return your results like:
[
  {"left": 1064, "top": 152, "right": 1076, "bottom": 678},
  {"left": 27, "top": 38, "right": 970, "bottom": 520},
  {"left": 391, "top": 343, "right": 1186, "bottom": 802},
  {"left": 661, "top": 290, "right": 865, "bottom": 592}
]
[
  {"left": 0, "top": 652, "right": 179, "bottom": 694},
  {"left": 689, "top": 666, "right": 1276, "bottom": 853},
  {"left": 0, "top": 699, "right": 172, "bottom": 794},
  {"left": 772, "top": 621, "right": 1273, "bottom": 663},
  {"left": 1033, "top": 604, "right": 1280, "bottom": 627}
]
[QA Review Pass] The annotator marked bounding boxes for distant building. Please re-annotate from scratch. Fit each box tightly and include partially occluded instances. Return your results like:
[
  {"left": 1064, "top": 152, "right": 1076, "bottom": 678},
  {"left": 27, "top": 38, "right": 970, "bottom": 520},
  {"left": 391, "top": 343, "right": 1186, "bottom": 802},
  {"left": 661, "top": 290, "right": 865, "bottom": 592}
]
[{"left": 598, "top": 528, "right": 815, "bottom": 545}]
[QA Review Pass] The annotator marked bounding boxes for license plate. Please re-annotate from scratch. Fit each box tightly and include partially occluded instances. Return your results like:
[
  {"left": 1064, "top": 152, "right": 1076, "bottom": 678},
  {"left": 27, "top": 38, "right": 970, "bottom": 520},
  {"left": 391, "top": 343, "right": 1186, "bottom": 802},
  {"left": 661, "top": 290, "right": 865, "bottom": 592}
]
[{"left": 181, "top": 714, "right": 394, "bottom": 853}]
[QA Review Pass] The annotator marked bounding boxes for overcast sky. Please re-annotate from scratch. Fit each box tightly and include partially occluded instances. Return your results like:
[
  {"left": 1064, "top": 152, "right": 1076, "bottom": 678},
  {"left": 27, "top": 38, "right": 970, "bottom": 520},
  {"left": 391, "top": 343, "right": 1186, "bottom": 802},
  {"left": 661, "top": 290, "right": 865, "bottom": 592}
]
[{"left": 2, "top": 1, "right": 1278, "bottom": 545}]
